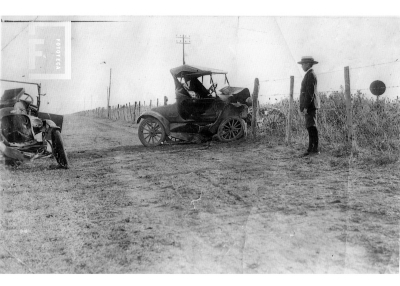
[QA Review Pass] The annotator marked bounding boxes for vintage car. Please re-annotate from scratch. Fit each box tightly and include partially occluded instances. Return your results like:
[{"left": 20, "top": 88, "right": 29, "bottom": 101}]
[
  {"left": 0, "top": 79, "right": 69, "bottom": 168},
  {"left": 137, "top": 64, "right": 252, "bottom": 146}
]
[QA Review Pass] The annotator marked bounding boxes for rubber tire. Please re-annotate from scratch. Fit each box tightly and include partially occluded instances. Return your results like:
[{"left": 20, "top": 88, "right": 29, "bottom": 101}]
[
  {"left": 51, "top": 130, "right": 69, "bottom": 169},
  {"left": 138, "top": 117, "right": 166, "bottom": 147},
  {"left": 217, "top": 116, "right": 245, "bottom": 142}
]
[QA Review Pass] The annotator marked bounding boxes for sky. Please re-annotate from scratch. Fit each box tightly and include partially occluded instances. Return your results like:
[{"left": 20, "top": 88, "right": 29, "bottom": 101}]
[{"left": 1, "top": 16, "right": 400, "bottom": 115}]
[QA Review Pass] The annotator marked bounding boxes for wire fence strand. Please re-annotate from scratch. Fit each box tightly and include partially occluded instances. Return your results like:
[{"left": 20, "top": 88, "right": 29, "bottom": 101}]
[{"left": 259, "top": 61, "right": 400, "bottom": 153}]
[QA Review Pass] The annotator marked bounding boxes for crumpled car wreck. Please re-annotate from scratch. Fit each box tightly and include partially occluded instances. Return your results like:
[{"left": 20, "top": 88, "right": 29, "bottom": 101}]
[
  {"left": 0, "top": 80, "right": 69, "bottom": 168},
  {"left": 137, "top": 64, "right": 252, "bottom": 146}
]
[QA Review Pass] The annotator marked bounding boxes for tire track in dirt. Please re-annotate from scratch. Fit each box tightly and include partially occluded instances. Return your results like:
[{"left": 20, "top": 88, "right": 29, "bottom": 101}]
[{"left": 104, "top": 141, "right": 381, "bottom": 273}]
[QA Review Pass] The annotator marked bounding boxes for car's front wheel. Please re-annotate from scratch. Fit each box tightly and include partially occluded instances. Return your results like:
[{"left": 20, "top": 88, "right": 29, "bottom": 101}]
[
  {"left": 138, "top": 117, "right": 166, "bottom": 147},
  {"left": 217, "top": 116, "right": 245, "bottom": 142},
  {"left": 51, "top": 129, "right": 69, "bottom": 169}
]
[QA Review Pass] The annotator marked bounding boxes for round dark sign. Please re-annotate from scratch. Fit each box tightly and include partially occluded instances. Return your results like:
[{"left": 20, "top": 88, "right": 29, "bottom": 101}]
[{"left": 370, "top": 80, "right": 386, "bottom": 96}]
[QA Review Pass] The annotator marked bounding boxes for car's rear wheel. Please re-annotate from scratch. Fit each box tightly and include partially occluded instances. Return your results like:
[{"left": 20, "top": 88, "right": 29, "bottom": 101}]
[
  {"left": 51, "top": 129, "right": 69, "bottom": 169},
  {"left": 138, "top": 117, "right": 166, "bottom": 147},
  {"left": 217, "top": 116, "right": 245, "bottom": 142}
]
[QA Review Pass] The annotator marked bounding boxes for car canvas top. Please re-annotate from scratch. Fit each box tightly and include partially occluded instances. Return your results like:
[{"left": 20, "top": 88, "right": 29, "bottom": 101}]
[{"left": 170, "top": 64, "right": 227, "bottom": 79}]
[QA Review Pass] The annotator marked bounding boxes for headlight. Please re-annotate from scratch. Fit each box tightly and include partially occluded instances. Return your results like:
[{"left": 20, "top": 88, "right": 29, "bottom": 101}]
[{"left": 245, "top": 97, "right": 253, "bottom": 106}]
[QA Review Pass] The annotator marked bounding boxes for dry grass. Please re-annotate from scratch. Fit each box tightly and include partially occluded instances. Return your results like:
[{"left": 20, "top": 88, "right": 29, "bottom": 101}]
[{"left": 260, "top": 90, "right": 400, "bottom": 165}]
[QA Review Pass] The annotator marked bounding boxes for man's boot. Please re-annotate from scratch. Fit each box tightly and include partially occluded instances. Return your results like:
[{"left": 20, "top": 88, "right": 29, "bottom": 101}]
[
  {"left": 303, "top": 127, "right": 313, "bottom": 156},
  {"left": 311, "top": 127, "right": 320, "bottom": 154}
]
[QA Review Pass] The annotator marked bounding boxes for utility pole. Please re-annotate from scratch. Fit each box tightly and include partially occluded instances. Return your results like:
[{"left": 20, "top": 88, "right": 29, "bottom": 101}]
[
  {"left": 176, "top": 35, "right": 190, "bottom": 65},
  {"left": 108, "top": 68, "right": 112, "bottom": 118}
]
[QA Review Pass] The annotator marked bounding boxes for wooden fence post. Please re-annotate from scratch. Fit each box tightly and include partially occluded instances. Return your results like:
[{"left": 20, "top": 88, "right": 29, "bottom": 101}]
[
  {"left": 150, "top": 100, "right": 152, "bottom": 109},
  {"left": 157, "top": 98, "right": 159, "bottom": 107},
  {"left": 134, "top": 102, "right": 137, "bottom": 122},
  {"left": 139, "top": 101, "right": 141, "bottom": 116},
  {"left": 164, "top": 96, "right": 168, "bottom": 106},
  {"left": 286, "top": 76, "right": 294, "bottom": 145},
  {"left": 251, "top": 78, "right": 260, "bottom": 138},
  {"left": 344, "top": 66, "right": 353, "bottom": 143}
]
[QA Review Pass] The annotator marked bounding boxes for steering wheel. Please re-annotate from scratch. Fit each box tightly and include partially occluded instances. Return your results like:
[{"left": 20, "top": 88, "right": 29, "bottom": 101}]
[{"left": 18, "top": 93, "right": 34, "bottom": 104}]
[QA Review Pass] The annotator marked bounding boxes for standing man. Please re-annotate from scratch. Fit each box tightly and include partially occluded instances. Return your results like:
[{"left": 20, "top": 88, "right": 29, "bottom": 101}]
[{"left": 298, "top": 56, "right": 320, "bottom": 156}]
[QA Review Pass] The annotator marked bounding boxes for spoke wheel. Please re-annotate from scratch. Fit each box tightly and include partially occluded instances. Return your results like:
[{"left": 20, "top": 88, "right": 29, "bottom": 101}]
[
  {"left": 138, "top": 117, "right": 166, "bottom": 147},
  {"left": 217, "top": 116, "right": 245, "bottom": 142},
  {"left": 249, "top": 107, "right": 286, "bottom": 134},
  {"left": 263, "top": 108, "right": 286, "bottom": 131}
]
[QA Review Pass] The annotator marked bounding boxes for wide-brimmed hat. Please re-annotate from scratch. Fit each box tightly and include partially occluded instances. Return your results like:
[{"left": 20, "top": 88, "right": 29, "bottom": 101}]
[{"left": 297, "top": 56, "right": 318, "bottom": 64}]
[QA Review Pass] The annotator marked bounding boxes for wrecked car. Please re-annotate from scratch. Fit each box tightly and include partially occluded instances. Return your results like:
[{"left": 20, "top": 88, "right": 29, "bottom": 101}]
[
  {"left": 137, "top": 64, "right": 252, "bottom": 146},
  {"left": 0, "top": 79, "right": 69, "bottom": 168}
]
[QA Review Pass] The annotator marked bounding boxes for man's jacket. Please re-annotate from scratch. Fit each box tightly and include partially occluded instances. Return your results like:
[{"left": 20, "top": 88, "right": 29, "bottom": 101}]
[{"left": 299, "top": 69, "right": 318, "bottom": 112}]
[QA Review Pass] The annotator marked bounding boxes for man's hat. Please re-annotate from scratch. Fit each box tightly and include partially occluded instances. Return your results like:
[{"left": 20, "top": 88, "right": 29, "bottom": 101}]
[{"left": 298, "top": 56, "right": 318, "bottom": 64}]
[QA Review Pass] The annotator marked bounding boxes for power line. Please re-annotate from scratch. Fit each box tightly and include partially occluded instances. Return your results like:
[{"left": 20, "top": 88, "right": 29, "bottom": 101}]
[
  {"left": 1, "top": 16, "right": 39, "bottom": 51},
  {"left": 350, "top": 85, "right": 400, "bottom": 91},
  {"left": 261, "top": 59, "right": 399, "bottom": 83},
  {"left": 261, "top": 77, "right": 296, "bottom": 83},
  {"left": 261, "top": 69, "right": 345, "bottom": 83},
  {"left": 350, "top": 59, "right": 399, "bottom": 70},
  {"left": 315, "top": 69, "right": 343, "bottom": 75}
]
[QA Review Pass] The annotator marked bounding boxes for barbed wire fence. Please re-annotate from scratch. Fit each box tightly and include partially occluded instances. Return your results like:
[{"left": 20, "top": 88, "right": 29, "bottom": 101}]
[
  {"left": 76, "top": 60, "right": 399, "bottom": 152},
  {"left": 76, "top": 97, "right": 168, "bottom": 122},
  {"left": 256, "top": 60, "right": 400, "bottom": 153}
]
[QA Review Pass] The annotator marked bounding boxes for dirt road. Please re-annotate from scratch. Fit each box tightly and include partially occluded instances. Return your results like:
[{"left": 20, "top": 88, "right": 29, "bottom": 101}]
[{"left": 0, "top": 115, "right": 399, "bottom": 273}]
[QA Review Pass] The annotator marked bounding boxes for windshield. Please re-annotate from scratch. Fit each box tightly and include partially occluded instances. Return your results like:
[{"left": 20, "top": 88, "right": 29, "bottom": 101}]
[
  {"left": 179, "top": 74, "right": 230, "bottom": 97},
  {"left": 0, "top": 81, "right": 39, "bottom": 106},
  {"left": 200, "top": 75, "right": 229, "bottom": 93}
]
